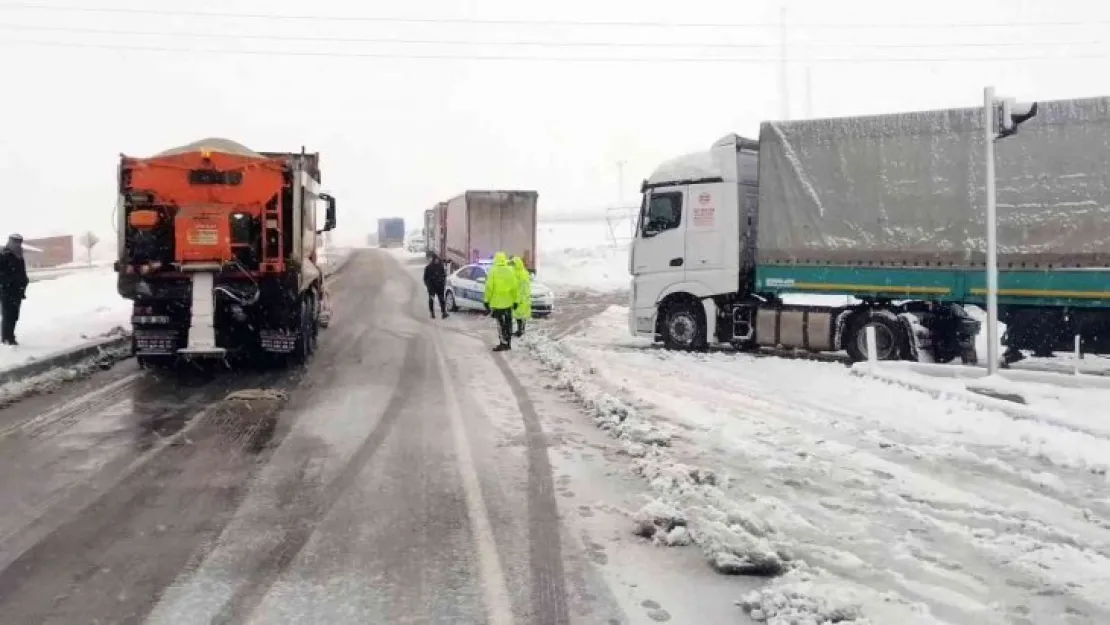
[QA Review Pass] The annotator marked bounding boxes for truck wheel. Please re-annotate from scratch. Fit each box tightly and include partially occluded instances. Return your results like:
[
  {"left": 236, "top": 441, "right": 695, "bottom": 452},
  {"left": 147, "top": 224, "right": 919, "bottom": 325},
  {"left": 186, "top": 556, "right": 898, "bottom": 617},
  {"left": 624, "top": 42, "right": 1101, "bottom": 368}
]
[
  {"left": 309, "top": 292, "right": 321, "bottom": 346},
  {"left": 446, "top": 290, "right": 459, "bottom": 312},
  {"left": 291, "top": 299, "right": 313, "bottom": 365},
  {"left": 846, "top": 312, "right": 907, "bottom": 362},
  {"left": 662, "top": 301, "right": 706, "bottom": 351}
]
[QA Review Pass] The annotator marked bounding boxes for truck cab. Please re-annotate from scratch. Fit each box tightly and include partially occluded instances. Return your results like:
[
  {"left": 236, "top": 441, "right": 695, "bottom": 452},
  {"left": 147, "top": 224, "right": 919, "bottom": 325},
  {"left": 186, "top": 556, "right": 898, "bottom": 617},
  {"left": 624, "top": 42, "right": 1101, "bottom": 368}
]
[{"left": 630, "top": 134, "right": 759, "bottom": 348}]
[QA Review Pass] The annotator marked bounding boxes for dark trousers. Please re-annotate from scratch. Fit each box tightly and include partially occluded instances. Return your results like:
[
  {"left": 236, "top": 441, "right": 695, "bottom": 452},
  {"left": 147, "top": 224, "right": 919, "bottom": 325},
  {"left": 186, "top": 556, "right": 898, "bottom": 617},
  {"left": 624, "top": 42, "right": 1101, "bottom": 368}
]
[
  {"left": 427, "top": 287, "right": 446, "bottom": 316},
  {"left": 1, "top": 295, "right": 21, "bottom": 343},
  {"left": 515, "top": 319, "right": 526, "bottom": 336},
  {"left": 492, "top": 308, "right": 513, "bottom": 346}
]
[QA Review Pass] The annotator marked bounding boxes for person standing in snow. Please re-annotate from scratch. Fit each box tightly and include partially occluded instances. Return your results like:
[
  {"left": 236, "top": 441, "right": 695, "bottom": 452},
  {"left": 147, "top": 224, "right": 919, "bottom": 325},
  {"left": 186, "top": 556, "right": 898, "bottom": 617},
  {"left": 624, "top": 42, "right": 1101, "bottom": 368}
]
[
  {"left": 423, "top": 253, "right": 449, "bottom": 319},
  {"left": 0, "top": 234, "right": 28, "bottom": 346},
  {"left": 482, "top": 251, "right": 520, "bottom": 351},
  {"left": 511, "top": 256, "right": 532, "bottom": 337}
]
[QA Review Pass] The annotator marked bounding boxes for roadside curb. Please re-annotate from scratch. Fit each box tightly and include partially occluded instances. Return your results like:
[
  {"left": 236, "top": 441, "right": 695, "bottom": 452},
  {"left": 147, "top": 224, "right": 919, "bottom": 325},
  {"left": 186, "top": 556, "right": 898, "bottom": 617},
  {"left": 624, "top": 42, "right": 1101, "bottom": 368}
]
[
  {"left": 0, "top": 250, "right": 355, "bottom": 390},
  {"left": 850, "top": 364, "right": 1104, "bottom": 438},
  {"left": 0, "top": 334, "right": 131, "bottom": 387}
]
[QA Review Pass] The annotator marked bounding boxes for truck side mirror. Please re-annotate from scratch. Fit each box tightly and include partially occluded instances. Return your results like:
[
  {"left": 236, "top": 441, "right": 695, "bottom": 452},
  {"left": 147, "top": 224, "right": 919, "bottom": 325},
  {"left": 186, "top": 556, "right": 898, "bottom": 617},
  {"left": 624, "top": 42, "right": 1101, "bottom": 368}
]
[{"left": 319, "top": 193, "right": 337, "bottom": 233}]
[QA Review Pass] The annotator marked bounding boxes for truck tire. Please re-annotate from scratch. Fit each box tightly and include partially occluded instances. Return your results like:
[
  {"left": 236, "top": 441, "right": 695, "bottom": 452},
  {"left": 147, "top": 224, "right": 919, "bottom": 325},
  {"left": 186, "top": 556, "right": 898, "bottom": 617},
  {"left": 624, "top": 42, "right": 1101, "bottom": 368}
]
[
  {"left": 291, "top": 298, "right": 314, "bottom": 365},
  {"left": 661, "top": 301, "right": 707, "bottom": 351},
  {"left": 308, "top": 291, "right": 320, "bottom": 348},
  {"left": 845, "top": 311, "right": 908, "bottom": 362}
]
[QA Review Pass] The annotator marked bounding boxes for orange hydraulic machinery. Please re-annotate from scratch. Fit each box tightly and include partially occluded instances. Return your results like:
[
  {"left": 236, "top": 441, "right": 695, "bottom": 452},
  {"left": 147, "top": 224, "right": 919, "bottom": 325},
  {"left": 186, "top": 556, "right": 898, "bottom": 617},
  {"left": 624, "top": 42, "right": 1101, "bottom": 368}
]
[{"left": 115, "top": 138, "right": 337, "bottom": 366}]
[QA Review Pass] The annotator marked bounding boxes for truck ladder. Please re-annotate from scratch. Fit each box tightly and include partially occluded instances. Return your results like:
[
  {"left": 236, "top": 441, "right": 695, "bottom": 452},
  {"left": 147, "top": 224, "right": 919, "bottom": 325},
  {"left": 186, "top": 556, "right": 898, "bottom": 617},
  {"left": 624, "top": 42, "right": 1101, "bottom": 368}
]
[{"left": 261, "top": 193, "right": 284, "bottom": 272}]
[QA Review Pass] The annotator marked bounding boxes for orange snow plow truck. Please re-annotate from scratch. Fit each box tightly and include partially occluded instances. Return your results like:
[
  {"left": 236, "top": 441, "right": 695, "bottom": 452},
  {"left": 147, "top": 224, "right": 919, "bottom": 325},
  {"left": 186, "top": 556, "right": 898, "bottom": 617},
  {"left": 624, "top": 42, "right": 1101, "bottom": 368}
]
[{"left": 114, "top": 138, "right": 337, "bottom": 367}]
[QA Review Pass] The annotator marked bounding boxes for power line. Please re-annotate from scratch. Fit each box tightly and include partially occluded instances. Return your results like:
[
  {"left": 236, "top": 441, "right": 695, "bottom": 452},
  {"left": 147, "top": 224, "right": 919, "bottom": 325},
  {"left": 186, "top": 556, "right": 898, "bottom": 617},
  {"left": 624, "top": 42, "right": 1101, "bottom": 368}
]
[
  {"left": 0, "top": 23, "right": 1100, "bottom": 50},
  {"left": 0, "top": 2, "right": 1107, "bottom": 30},
  {"left": 0, "top": 37, "right": 1104, "bottom": 63}
]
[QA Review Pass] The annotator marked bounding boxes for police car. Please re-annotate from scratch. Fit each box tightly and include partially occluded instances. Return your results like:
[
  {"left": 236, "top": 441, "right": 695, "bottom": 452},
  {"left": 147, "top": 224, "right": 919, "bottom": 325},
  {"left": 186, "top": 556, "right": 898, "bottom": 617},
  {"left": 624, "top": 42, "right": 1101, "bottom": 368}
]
[{"left": 444, "top": 260, "right": 555, "bottom": 317}]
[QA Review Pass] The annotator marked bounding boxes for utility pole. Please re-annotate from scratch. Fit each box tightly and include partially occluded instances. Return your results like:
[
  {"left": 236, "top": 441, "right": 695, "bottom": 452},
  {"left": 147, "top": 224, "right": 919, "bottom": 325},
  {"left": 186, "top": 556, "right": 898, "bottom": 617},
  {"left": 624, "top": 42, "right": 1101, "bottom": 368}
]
[
  {"left": 981, "top": 86, "right": 1038, "bottom": 374},
  {"left": 616, "top": 159, "right": 626, "bottom": 204},
  {"left": 779, "top": 6, "right": 789, "bottom": 120},
  {"left": 983, "top": 86, "right": 999, "bottom": 375}
]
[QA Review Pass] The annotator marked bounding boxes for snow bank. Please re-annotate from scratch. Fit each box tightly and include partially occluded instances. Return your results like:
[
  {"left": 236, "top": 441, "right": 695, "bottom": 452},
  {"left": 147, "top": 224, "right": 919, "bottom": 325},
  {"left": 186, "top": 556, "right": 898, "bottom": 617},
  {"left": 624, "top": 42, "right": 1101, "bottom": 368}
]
[
  {"left": 0, "top": 269, "right": 130, "bottom": 373},
  {"left": 0, "top": 340, "right": 131, "bottom": 408},
  {"left": 536, "top": 219, "right": 630, "bottom": 294},
  {"left": 536, "top": 244, "right": 629, "bottom": 294},
  {"left": 532, "top": 304, "right": 1110, "bottom": 624}
]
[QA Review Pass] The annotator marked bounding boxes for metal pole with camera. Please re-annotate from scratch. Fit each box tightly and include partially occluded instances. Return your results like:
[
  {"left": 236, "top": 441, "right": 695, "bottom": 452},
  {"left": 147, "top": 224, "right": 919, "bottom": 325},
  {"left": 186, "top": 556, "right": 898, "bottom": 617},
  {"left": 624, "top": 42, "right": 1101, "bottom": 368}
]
[{"left": 982, "top": 86, "right": 1038, "bottom": 374}]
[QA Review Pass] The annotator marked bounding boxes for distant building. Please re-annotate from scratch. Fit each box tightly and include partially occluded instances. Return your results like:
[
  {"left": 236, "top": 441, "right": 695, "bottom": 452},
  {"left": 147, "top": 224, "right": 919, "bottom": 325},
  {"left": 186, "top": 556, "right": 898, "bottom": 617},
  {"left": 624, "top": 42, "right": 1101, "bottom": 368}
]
[{"left": 23, "top": 235, "right": 74, "bottom": 269}]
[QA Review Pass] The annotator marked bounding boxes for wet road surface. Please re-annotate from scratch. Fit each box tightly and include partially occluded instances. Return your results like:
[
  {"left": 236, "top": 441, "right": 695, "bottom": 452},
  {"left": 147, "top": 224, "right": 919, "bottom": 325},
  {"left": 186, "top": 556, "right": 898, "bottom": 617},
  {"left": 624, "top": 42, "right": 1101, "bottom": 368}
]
[
  {"left": 0, "top": 251, "right": 572, "bottom": 624},
  {"left": 0, "top": 250, "right": 749, "bottom": 625}
]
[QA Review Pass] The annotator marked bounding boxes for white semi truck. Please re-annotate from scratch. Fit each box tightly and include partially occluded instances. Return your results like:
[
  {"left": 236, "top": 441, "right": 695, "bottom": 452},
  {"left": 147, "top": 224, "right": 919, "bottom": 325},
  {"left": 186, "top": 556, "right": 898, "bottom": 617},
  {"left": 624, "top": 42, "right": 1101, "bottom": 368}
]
[{"left": 629, "top": 97, "right": 1110, "bottom": 363}]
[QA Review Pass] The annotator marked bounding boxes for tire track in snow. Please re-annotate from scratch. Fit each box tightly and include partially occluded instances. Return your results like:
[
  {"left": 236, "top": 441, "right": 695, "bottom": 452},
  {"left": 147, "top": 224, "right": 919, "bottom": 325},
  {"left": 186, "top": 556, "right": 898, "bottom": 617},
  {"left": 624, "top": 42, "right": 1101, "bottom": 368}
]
[
  {"left": 491, "top": 352, "right": 570, "bottom": 625},
  {"left": 431, "top": 330, "right": 515, "bottom": 625},
  {"left": 208, "top": 334, "right": 424, "bottom": 625},
  {"left": 0, "top": 371, "right": 143, "bottom": 440}
]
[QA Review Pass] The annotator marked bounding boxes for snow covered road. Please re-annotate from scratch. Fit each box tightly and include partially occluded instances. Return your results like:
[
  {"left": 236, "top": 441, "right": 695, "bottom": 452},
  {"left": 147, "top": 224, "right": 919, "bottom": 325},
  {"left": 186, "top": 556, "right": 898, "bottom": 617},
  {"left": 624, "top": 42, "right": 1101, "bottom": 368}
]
[
  {"left": 531, "top": 306, "right": 1110, "bottom": 624},
  {"left": 0, "top": 250, "right": 736, "bottom": 625}
]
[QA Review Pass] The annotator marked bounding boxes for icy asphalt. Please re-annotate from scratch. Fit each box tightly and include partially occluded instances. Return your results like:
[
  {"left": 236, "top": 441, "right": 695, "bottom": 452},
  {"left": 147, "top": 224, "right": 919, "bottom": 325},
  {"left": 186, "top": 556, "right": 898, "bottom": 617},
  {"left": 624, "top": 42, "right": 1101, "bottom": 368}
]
[{"left": 0, "top": 250, "right": 750, "bottom": 625}]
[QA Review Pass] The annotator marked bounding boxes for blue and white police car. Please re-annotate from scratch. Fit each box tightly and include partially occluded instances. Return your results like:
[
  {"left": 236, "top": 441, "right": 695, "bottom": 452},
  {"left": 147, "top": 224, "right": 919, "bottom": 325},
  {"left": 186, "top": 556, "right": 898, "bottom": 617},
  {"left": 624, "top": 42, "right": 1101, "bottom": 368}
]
[{"left": 444, "top": 260, "right": 555, "bottom": 317}]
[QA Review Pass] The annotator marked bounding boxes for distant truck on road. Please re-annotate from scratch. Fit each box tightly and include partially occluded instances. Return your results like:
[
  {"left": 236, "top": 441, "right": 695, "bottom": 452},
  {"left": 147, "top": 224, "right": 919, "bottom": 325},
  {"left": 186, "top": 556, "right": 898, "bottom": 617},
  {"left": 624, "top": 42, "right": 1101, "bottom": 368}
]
[
  {"left": 423, "top": 208, "right": 436, "bottom": 258},
  {"left": 631, "top": 96, "right": 1110, "bottom": 363},
  {"left": 425, "top": 202, "right": 448, "bottom": 260},
  {"left": 377, "top": 218, "right": 405, "bottom": 248},
  {"left": 440, "top": 190, "right": 538, "bottom": 272}
]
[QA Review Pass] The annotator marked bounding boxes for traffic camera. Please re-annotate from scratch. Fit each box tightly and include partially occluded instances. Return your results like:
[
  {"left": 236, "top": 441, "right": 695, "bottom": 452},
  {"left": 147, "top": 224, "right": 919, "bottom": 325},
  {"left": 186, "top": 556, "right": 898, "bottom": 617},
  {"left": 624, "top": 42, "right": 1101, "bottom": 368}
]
[{"left": 996, "top": 98, "right": 1039, "bottom": 140}]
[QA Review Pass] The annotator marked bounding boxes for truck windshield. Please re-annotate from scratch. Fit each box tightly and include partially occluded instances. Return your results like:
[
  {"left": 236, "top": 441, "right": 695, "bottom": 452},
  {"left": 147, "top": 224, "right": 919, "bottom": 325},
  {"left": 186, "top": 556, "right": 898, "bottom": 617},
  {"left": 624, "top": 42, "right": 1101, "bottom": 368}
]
[{"left": 640, "top": 191, "right": 683, "bottom": 237}]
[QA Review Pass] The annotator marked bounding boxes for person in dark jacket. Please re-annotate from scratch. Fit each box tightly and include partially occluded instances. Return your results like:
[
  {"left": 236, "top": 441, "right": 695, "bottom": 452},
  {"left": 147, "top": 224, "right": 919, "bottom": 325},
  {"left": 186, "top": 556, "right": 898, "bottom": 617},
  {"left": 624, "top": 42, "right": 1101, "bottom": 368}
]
[
  {"left": 0, "top": 234, "right": 28, "bottom": 346},
  {"left": 423, "top": 253, "right": 449, "bottom": 319}
]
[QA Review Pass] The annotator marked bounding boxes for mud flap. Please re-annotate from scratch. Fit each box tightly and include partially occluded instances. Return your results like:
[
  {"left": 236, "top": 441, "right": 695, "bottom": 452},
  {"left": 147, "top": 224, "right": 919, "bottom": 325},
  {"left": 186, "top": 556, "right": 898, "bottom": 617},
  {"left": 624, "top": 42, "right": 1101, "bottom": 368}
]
[{"left": 701, "top": 298, "right": 718, "bottom": 344}]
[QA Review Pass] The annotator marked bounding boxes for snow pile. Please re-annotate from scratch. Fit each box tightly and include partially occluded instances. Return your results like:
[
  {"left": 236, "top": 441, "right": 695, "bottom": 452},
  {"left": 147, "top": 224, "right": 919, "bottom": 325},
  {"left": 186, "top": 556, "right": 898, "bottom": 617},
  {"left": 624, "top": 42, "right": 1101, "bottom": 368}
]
[
  {"left": 526, "top": 333, "right": 672, "bottom": 448},
  {"left": 536, "top": 219, "right": 630, "bottom": 294},
  {"left": 526, "top": 330, "right": 801, "bottom": 583},
  {"left": 853, "top": 363, "right": 1110, "bottom": 442},
  {"left": 0, "top": 340, "right": 131, "bottom": 408},
  {"left": 532, "top": 303, "right": 1110, "bottom": 623},
  {"left": 0, "top": 269, "right": 131, "bottom": 373},
  {"left": 537, "top": 243, "right": 629, "bottom": 294}
]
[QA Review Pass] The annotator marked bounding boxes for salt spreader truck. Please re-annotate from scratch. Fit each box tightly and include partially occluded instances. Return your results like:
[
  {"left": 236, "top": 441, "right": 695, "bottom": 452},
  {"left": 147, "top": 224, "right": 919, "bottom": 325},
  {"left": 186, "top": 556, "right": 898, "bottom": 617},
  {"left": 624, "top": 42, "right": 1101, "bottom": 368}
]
[
  {"left": 115, "top": 138, "right": 337, "bottom": 366},
  {"left": 630, "top": 96, "right": 1110, "bottom": 363}
]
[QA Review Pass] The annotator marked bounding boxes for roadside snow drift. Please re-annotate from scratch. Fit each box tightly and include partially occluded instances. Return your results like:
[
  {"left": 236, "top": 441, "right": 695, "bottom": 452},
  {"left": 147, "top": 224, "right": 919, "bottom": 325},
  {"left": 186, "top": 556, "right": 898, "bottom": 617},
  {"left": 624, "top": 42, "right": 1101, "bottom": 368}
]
[
  {"left": 0, "top": 269, "right": 130, "bottom": 373},
  {"left": 527, "top": 304, "right": 1110, "bottom": 625},
  {"left": 536, "top": 219, "right": 629, "bottom": 294}
]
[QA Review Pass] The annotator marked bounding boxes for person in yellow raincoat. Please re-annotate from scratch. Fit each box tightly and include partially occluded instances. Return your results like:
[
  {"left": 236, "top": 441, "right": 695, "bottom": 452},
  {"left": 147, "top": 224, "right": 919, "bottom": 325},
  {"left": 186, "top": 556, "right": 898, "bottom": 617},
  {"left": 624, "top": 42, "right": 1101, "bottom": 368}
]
[
  {"left": 511, "top": 256, "right": 532, "bottom": 338},
  {"left": 482, "top": 251, "right": 520, "bottom": 351}
]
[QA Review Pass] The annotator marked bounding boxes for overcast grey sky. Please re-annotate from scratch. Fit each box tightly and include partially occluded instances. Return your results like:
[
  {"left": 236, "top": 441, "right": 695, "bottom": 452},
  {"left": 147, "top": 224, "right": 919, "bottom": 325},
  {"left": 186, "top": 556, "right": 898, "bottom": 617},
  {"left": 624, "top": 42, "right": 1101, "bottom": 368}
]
[{"left": 1, "top": 0, "right": 1108, "bottom": 249}]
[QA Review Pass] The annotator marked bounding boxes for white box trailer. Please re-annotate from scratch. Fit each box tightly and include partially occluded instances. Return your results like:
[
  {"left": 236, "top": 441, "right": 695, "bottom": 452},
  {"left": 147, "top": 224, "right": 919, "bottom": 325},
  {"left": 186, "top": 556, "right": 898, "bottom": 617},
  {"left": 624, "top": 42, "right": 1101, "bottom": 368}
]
[{"left": 443, "top": 190, "right": 538, "bottom": 271}]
